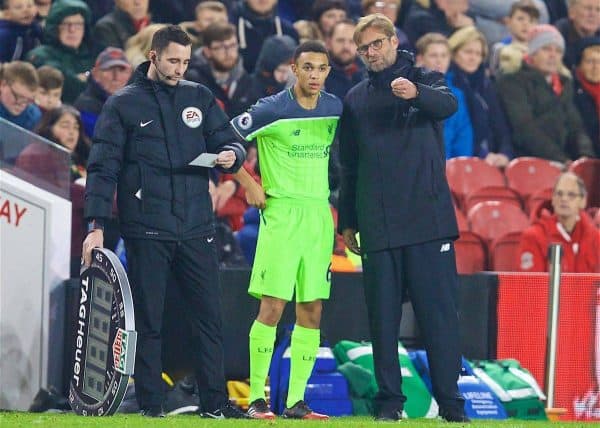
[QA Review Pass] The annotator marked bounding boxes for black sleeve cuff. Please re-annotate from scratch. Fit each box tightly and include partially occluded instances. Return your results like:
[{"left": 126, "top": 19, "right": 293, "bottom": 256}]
[{"left": 87, "top": 218, "right": 105, "bottom": 233}]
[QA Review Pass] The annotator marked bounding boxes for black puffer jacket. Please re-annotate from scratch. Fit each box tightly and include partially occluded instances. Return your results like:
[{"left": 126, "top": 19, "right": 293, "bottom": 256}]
[
  {"left": 85, "top": 61, "right": 245, "bottom": 240},
  {"left": 338, "top": 51, "right": 459, "bottom": 252}
]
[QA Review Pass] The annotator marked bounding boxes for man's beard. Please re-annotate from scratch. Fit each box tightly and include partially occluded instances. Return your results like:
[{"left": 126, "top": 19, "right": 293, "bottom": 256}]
[
  {"left": 332, "top": 51, "right": 355, "bottom": 67},
  {"left": 212, "top": 59, "right": 236, "bottom": 72}
]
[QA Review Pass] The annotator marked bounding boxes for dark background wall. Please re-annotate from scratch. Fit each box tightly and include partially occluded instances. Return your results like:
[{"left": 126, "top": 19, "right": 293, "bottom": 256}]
[{"left": 161, "top": 270, "right": 499, "bottom": 380}]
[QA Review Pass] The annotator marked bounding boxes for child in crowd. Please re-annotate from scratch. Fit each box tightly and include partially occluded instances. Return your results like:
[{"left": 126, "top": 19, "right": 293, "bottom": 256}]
[
  {"left": 490, "top": 0, "right": 540, "bottom": 75},
  {"left": 0, "top": 0, "right": 43, "bottom": 62},
  {"left": 34, "top": 65, "right": 63, "bottom": 113}
]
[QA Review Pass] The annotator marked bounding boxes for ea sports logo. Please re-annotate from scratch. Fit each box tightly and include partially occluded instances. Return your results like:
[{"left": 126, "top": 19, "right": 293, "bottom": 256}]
[{"left": 182, "top": 107, "right": 203, "bottom": 128}]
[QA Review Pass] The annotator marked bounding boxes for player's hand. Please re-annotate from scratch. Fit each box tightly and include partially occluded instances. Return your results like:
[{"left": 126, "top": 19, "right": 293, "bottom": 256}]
[
  {"left": 391, "top": 77, "right": 417, "bottom": 100},
  {"left": 342, "top": 228, "right": 360, "bottom": 255},
  {"left": 216, "top": 150, "right": 236, "bottom": 169},
  {"left": 82, "top": 229, "right": 104, "bottom": 267},
  {"left": 245, "top": 180, "right": 266, "bottom": 209},
  {"left": 214, "top": 180, "right": 237, "bottom": 211}
]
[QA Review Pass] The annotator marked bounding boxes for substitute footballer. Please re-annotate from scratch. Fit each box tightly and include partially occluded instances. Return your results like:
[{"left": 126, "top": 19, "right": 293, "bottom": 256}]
[{"left": 231, "top": 41, "right": 342, "bottom": 420}]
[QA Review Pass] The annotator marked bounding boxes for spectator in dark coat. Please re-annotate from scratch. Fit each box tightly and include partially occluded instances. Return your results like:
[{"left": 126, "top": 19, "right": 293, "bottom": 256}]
[
  {"left": 73, "top": 47, "right": 132, "bottom": 137},
  {"left": 26, "top": 0, "right": 98, "bottom": 103},
  {"left": 249, "top": 34, "right": 297, "bottom": 99},
  {"left": 34, "top": 0, "right": 53, "bottom": 27},
  {"left": 555, "top": 0, "right": 600, "bottom": 69},
  {"left": 403, "top": 0, "right": 474, "bottom": 47},
  {"left": 544, "top": 0, "right": 568, "bottom": 23},
  {"left": 231, "top": 0, "right": 298, "bottom": 73},
  {"left": 93, "top": 0, "right": 151, "bottom": 49},
  {"left": 497, "top": 24, "right": 595, "bottom": 162},
  {"left": 325, "top": 19, "right": 365, "bottom": 99},
  {"left": 185, "top": 22, "right": 258, "bottom": 119},
  {"left": 574, "top": 37, "right": 600, "bottom": 157},
  {"left": 0, "top": 0, "right": 43, "bottom": 62},
  {"left": 311, "top": 0, "right": 347, "bottom": 38},
  {"left": 448, "top": 26, "right": 514, "bottom": 166}
]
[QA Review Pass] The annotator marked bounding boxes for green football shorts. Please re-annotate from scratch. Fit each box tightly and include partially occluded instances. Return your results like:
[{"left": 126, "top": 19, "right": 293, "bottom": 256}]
[{"left": 248, "top": 198, "right": 333, "bottom": 302}]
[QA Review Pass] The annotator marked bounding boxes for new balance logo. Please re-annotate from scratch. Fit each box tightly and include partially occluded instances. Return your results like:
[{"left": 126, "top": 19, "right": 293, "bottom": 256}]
[
  {"left": 440, "top": 243, "right": 451, "bottom": 253},
  {"left": 291, "top": 129, "right": 301, "bottom": 136},
  {"left": 140, "top": 120, "right": 153, "bottom": 127}
]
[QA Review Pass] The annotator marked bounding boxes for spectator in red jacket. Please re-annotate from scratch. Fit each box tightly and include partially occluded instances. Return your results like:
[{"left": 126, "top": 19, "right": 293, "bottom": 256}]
[{"left": 518, "top": 172, "right": 600, "bottom": 273}]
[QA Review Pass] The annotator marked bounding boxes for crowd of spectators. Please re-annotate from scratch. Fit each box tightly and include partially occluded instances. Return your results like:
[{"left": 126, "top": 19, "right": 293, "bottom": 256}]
[{"left": 1, "top": 0, "right": 599, "bottom": 273}]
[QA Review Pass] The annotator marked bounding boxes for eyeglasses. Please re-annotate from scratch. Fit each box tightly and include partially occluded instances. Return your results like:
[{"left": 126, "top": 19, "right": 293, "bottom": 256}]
[
  {"left": 210, "top": 42, "right": 238, "bottom": 53},
  {"left": 357, "top": 37, "right": 389, "bottom": 55},
  {"left": 59, "top": 21, "right": 85, "bottom": 30},
  {"left": 553, "top": 190, "right": 583, "bottom": 200},
  {"left": 8, "top": 84, "right": 34, "bottom": 105}
]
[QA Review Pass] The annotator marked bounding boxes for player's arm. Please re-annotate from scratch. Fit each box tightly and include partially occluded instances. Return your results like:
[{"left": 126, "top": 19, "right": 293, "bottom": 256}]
[
  {"left": 230, "top": 98, "right": 277, "bottom": 208},
  {"left": 233, "top": 167, "right": 265, "bottom": 209}
]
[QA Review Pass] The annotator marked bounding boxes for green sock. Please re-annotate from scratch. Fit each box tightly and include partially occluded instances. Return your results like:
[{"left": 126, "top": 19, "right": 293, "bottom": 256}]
[
  {"left": 248, "top": 320, "right": 276, "bottom": 404},
  {"left": 286, "top": 325, "right": 320, "bottom": 408}
]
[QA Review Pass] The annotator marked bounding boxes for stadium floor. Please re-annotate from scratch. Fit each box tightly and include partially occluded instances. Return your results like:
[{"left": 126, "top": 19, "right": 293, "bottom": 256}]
[{"left": 0, "top": 412, "right": 588, "bottom": 427}]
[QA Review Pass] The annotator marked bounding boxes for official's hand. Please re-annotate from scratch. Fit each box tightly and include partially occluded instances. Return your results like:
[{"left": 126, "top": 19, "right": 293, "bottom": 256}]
[
  {"left": 245, "top": 180, "right": 266, "bottom": 209},
  {"left": 214, "top": 180, "right": 237, "bottom": 211},
  {"left": 342, "top": 228, "right": 360, "bottom": 255},
  {"left": 82, "top": 229, "right": 104, "bottom": 267},
  {"left": 216, "top": 150, "right": 236, "bottom": 169},
  {"left": 391, "top": 77, "right": 417, "bottom": 100}
]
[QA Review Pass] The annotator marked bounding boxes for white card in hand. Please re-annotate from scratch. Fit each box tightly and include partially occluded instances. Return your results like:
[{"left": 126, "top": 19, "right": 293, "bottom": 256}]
[{"left": 189, "top": 153, "right": 218, "bottom": 167}]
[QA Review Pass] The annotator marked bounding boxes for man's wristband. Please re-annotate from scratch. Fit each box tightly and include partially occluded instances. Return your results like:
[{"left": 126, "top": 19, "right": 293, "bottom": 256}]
[{"left": 87, "top": 218, "right": 105, "bottom": 234}]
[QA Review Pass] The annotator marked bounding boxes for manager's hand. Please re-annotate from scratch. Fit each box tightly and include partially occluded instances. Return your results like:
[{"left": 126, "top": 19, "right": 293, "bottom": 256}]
[
  {"left": 82, "top": 230, "right": 104, "bottom": 267},
  {"left": 391, "top": 77, "right": 417, "bottom": 100},
  {"left": 342, "top": 228, "right": 361, "bottom": 255},
  {"left": 216, "top": 150, "right": 236, "bottom": 169}
]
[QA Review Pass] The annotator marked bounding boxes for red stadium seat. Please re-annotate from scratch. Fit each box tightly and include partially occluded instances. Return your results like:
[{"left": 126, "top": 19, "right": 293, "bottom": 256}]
[
  {"left": 464, "top": 185, "right": 522, "bottom": 214},
  {"left": 454, "top": 205, "right": 469, "bottom": 231},
  {"left": 446, "top": 157, "right": 505, "bottom": 210},
  {"left": 467, "top": 201, "right": 530, "bottom": 244},
  {"left": 526, "top": 187, "right": 553, "bottom": 215},
  {"left": 569, "top": 158, "right": 600, "bottom": 208},
  {"left": 454, "top": 231, "right": 487, "bottom": 273},
  {"left": 595, "top": 209, "right": 600, "bottom": 229},
  {"left": 490, "top": 231, "right": 523, "bottom": 271},
  {"left": 504, "top": 157, "right": 562, "bottom": 202}
]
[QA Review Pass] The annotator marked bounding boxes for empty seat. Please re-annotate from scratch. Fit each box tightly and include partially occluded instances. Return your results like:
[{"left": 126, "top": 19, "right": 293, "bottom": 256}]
[
  {"left": 490, "top": 231, "right": 523, "bottom": 271},
  {"left": 504, "top": 157, "right": 562, "bottom": 202},
  {"left": 464, "top": 185, "right": 522, "bottom": 214},
  {"left": 454, "top": 231, "right": 487, "bottom": 274},
  {"left": 526, "top": 187, "right": 553, "bottom": 215},
  {"left": 454, "top": 205, "right": 469, "bottom": 231},
  {"left": 467, "top": 201, "right": 530, "bottom": 244},
  {"left": 446, "top": 157, "right": 505, "bottom": 210},
  {"left": 569, "top": 158, "right": 600, "bottom": 208}
]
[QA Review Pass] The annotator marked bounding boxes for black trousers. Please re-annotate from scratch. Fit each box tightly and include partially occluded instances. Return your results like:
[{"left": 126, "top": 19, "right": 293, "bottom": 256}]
[
  {"left": 362, "top": 238, "right": 464, "bottom": 414},
  {"left": 124, "top": 237, "right": 227, "bottom": 412}
]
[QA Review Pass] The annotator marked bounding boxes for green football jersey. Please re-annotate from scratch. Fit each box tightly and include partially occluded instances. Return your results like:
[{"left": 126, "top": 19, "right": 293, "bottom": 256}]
[{"left": 231, "top": 88, "right": 342, "bottom": 201}]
